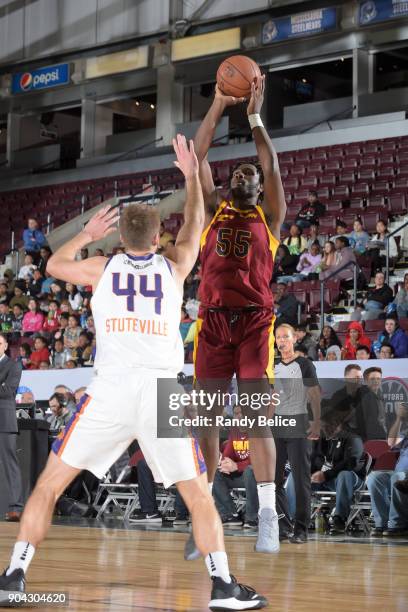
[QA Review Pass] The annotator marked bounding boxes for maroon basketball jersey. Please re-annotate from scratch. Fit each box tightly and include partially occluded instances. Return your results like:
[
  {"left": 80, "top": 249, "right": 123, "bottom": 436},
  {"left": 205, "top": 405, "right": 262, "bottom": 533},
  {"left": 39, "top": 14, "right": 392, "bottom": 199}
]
[{"left": 198, "top": 201, "right": 279, "bottom": 309}]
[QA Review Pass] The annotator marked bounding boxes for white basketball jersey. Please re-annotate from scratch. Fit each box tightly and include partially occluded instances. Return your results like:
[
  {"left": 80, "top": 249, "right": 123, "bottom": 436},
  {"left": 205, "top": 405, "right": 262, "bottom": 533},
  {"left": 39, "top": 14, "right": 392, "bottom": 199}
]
[{"left": 91, "top": 253, "right": 184, "bottom": 372}]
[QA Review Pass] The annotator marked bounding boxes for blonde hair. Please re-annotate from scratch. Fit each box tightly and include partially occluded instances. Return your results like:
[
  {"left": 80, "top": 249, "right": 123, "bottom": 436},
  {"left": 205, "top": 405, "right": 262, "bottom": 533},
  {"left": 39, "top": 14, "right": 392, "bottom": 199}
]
[
  {"left": 275, "top": 323, "right": 296, "bottom": 337},
  {"left": 119, "top": 204, "right": 160, "bottom": 251}
]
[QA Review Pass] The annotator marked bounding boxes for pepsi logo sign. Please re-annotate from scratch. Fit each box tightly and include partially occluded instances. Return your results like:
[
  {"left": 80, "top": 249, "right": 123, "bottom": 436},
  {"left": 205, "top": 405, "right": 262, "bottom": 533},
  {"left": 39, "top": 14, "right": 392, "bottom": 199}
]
[
  {"left": 20, "top": 72, "right": 33, "bottom": 91},
  {"left": 12, "top": 63, "right": 70, "bottom": 94}
]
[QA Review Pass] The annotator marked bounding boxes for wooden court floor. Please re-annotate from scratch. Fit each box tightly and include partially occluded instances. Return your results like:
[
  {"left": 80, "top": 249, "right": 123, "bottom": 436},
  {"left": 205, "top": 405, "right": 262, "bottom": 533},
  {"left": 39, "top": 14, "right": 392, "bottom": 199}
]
[{"left": 1, "top": 521, "right": 407, "bottom": 612}]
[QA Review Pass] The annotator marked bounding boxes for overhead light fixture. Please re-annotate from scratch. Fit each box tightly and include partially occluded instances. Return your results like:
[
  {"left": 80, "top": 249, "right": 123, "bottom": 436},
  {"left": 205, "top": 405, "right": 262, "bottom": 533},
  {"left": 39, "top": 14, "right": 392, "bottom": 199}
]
[
  {"left": 302, "top": 78, "right": 307, "bottom": 83},
  {"left": 340, "top": 57, "right": 345, "bottom": 62},
  {"left": 135, "top": 101, "right": 140, "bottom": 106},
  {"left": 150, "top": 104, "right": 155, "bottom": 109}
]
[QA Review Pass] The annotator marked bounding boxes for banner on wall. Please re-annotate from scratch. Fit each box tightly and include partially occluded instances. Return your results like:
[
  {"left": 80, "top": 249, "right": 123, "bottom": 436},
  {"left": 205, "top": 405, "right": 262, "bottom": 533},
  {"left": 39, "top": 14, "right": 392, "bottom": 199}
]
[
  {"left": 262, "top": 8, "right": 337, "bottom": 45},
  {"left": 12, "top": 63, "right": 70, "bottom": 95},
  {"left": 359, "top": 0, "right": 408, "bottom": 26}
]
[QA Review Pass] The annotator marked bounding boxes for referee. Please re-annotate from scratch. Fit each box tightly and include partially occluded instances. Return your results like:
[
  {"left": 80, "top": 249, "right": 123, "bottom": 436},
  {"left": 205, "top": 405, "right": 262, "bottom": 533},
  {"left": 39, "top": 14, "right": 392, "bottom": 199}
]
[{"left": 273, "top": 323, "right": 321, "bottom": 543}]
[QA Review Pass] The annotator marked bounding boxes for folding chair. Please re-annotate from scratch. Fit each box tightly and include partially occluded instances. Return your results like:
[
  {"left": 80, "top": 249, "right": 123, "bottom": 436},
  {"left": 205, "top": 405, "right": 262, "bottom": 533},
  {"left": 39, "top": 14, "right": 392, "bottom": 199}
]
[
  {"left": 345, "top": 452, "right": 373, "bottom": 534},
  {"left": 94, "top": 451, "right": 140, "bottom": 521},
  {"left": 231, "top": 488, "right": 247, "bottom": 515}
]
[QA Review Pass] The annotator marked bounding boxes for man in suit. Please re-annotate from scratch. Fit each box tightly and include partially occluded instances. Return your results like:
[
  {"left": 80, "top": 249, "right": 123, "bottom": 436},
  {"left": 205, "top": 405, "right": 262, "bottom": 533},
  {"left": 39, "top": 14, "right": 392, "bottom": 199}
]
[{"left": 0, "top": 333, "right": 23, "bottom": 521}]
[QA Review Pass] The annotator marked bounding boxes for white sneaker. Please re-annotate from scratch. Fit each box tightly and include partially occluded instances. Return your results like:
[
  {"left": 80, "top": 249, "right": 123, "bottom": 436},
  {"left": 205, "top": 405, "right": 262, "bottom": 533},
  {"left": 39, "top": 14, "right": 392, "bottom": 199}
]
[{"left": 255, "top": 508, "right": 280, "bottom": 553}]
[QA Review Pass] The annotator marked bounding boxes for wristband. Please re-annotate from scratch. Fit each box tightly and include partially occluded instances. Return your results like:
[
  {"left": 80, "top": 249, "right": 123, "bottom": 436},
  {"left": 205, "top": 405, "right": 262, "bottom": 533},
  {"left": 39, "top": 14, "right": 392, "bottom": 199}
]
[{"left": 248, "top": 113, "right": 264, "bottom": 130}]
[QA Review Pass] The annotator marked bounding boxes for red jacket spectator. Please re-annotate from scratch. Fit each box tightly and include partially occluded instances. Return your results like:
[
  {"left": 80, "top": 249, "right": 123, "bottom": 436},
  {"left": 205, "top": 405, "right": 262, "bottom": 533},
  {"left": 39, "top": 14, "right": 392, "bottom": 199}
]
[
  {"left": 341, "top": 321, "right": 371, "bottom": 360},
  {"left": 222, "top": 429, "right": 250, "bottom": 473},
  {"left": 29, "top": 336, "right": 50, "bottom": 369},
  {"left": 43, "top": 308, "right": 61, "bottom": 333}
]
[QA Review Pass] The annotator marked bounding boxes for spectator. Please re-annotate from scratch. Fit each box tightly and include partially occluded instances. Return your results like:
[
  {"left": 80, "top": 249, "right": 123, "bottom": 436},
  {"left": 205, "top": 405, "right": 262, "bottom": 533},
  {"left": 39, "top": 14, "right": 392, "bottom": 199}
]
[
  {"left": 341, "top": 321, "right": 371, "bottom": 361},
  {"left": 54, "top": 385, "right": 76, "bottom": 412},
  {"left": 43, "top": 300, "right": 61, "bottom": 334},
  {"left": 64, "top": 315, "right": 82, "bottom": 350},
  {"left": 72, "top": 332, "right": 93, "bottom": 366},
  {"left": 312, "top": 415, "right": 366, "bottom": 535},
  {"left": 0, "top": 303, "right": 13, "bottom": 333},
  {"left": 376, "top": 317, "right": 408, "bottom": 358},
  {"left": 22, "top": 298, "right": 44, "bottom": 335},
  {"left": 320, "top": 237, "right": 356, "bottom": 283},
  {"left": 367, "top": 403, "right": 408, "bottom": 536},
  {"left": 11, "top": 305, "right": 24, "bottom": 337},
  {"left": 52, "top": 313, "right": 69, "bottom": 343},
  {"left": 328, "top": 364, "right": 363, "bottom": 416},
  {"left": 39, "top": 361, "right": 49, "bottom": 370},
  {"left": 355, "top": 345, "right": 371, "bottom": 360},
  {"left": 326, "top": 345, "right": 341, "bottom": 361},
  {"left": 319, "top": 241, "right": 336, "bottom": 274},
  {"left": 368, "top": 219, "right": 398, "bottom": 273},
  {"left": 275, "top": 282, "right": 300, "bottom": 326},
  {"left": 355, "top": 367, "right": 387, "bottom": 441},
  {"left": 283, "top": 224, "right": 307, "bottom": 256},
  {"left": 306, "top": 225, "right": 325, "bottom": 249},
  {"left": 332, "top": 220, "right": 354, "bottom": 246},
  {"left": 64, "top": 359, "right": 77, "bottom": 369},
  {"left": 274, "top": 245, "right": 299, "bottom": 283},
  {"left": 294, "top": 190, "right": 326, "bottom": 229},
  {"left": 159, "top": 222, "right": 174, "bottom": 251},
  {"left": 318, "top": 325, "right": 342, "bottom": 359},
  {"left": 18, "top": 254, "right": 37, "bottom": 281},
  {"left": 47, "top": 393, "right": 75, "bottom": 431},
  {"left": 66, "top": 283, "right": 83, "bottom": 311},
  {"left": 40, "top": 272, "right": 56, "bottom": 295},
  {"left": 22, "top": 218, "right": 46, "bottom": 258},
  {"left": 94, "top": 248, "right": 104, "bottom": 257},
  {"left": 74, "top": 387, "right": 87, "bottom": 405},
  {"left": 9, "top": 285, "right": 29, "bottom": 310},
  {"left": 379, "top": 343, "right": 395, "bottom": 359},
  {"left": 0, "top": 282, "right": 9, "bottom": 305},
  {"left": 130, "top": 456, "right": 164, "bottom": 523},
  {"left": 37, "top": 246, "right": 52, "bottom": 276},
  {"left": 49, "top": 282, "right": 65, "bottom": 303},
  {"left": 295, "top": 243, "right": 322, "bottom": 280},
  {"left": 16, "top": 343, "right": 32, "bottom": 370},
  {"left": 274, "top": 323, "right": 321, "bottom": 543},
  {"left": 392, "top": 273, "right": 408, "bottom": 319},
  {"left": 294, "top": 323, "right": 318, "bottom": 360},
  {"left": 349, "top": 218, "right": 370, "bottom": 255},
  {"left": 27, "top": 269, "right": 44, "bottom": 298},
  {"left": 29, "top": 336, "right": 50, "bottom": 369},
  {"left": 363, "top": 271, "right": 393, "bottom": 319},
  {"left": 212, "top": 405, "right": 259, "bottom": 528},
  {"left": 50, "top": 339, "right": 72, "bottom": 369}
]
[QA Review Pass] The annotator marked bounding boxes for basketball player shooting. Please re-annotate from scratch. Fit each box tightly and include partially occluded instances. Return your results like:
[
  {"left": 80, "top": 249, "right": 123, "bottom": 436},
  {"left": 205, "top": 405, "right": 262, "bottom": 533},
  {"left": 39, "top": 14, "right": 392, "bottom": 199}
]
[
  {"left": 0, "top": 135, "right": 267, "bottom": 611},
  {"left": 186, "top": 75, "right": 292, "bottom": 558}
]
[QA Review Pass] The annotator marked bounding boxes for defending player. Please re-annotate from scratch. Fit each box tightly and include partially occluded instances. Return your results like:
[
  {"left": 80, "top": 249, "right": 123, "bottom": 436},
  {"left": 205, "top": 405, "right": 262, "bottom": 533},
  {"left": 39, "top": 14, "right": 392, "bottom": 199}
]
[
  {"left": 0, "top": 136, "right": 267, "bottom": 611},
  {"left": 186, "top": 76, "right": 298, "bottom": 557}
]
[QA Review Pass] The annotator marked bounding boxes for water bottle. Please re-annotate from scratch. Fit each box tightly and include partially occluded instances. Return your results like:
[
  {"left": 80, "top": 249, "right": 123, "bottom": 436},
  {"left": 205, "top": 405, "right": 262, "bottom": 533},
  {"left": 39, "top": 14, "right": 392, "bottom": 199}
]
[{"left": 315, "top": 508, "right": 325, "bottom": 534}]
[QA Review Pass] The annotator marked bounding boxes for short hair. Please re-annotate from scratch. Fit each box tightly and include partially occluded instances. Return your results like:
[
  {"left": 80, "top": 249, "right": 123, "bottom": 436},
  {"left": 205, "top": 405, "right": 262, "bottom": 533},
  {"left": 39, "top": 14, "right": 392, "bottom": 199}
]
[
  {"left": 344, "top": 363, "right": 362, "bottom": 376},
  {"left": 119, "top": 204, "right": 160, "bottom": 251},
  {"left": 363, "top": 366, "right": 382, "bottom": 380},
  {"left": 231, "top": 161, "right": 264, "bottom": 185},
  {"left": 0, "top": 332, "right": 8, "bottom": 343},
  {"left": 380, "top": 343, "right": 395, "bottom": 356},
  {"left": 276, "top": 323, "right": 296, "bottom": 336},
  {"left": 356, "top": 345, "right": 370, "bottom": 355},
  {"left": 295, "top": 323, "right": 307, "bottom": 332},
  {"left": 34, "top": 335, "right": 47, "bottom": 346},
  {"left": 336, "top": 236, "right": 349, "bottom": 247},
  {"left": 308, "top": 190, "right": 318, "bottom": 197},
  {"left": 49, "top": 392, "right": 66, "bottom": 407},
  {"left": 336, "top": 220, "right": 347, "bottom": 229}
]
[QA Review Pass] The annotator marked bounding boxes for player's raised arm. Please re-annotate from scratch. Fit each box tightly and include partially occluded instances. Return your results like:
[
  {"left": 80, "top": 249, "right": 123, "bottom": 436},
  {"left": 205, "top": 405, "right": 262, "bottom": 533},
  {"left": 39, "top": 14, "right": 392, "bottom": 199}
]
[
  {"left": 194, "top": 87, "right": 245, "bottom": 211},
  {"left": 46, "top": 206, "right": 120, "bottom": 290},
  {"left": 167, "top": 134, "right": 204, "bottom": 283},
  {"left": 247, "top": 75, "right": 286, "bottom": 240}
]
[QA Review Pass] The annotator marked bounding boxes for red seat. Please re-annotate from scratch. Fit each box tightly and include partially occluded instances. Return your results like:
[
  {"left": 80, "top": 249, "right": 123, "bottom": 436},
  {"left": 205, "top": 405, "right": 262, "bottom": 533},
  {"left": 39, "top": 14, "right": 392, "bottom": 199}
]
[
  {"left": 372, "top": 452, "right": 398, "bottom": 471},
  {"left": 325, "top": 160, "right": 341, "bottom": 172},
  {"left": 364, "top": 320, "right": 385, "bottom": 332},
  {"left": 319, "top": 174, "right": 337, "bottom": 187},
  {"left": 388, "top": 194, "right": 406, "bottom": 214}
]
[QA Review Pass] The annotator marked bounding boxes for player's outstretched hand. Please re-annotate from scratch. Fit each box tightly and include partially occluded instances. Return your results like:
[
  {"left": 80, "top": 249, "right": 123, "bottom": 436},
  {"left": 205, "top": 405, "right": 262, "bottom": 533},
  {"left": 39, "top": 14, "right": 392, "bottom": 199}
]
[
  {"left": 173, "top": 134, "right": 199, "bottom": 179},
  {"left": 247, "top": 74, "right": 265, "bottom": 115},
  {"left": 83, "top": 205, "right": 120, "bottom": 243},
  {"left": 215, "top": 84, "right": 246, "bottom": 107}
]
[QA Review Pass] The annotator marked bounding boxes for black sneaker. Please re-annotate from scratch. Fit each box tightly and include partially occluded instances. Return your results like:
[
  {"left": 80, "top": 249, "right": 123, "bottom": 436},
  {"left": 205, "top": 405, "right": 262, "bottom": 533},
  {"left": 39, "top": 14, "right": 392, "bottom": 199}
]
[
  {"left": 222, "top": 514, "right": 243, "bottom": 528},
  {"left": 289, "top": 531, "right": 308, "bottom": 544},
  {"left": 279, "top": 530, "right": 294, "bottom": 542},
  {"left": 173, "top": 515, "right": 189, "bottom": 525},
  {"left": 209, "top": 575, "right": 267, "bottom": 611},
  {"left": 129, "top": 511, "right": 162, "bottom": 523},
  {"left": 0, "top": 568, "right": 26, "bottom": 607},
  {"left": 370, "top": 527, "right": 385, "bottom": 537},
  {"left": 243, "top": 520, "right": 258, "bottom": 530},
  {"left": 382, "top": 527, "right": 408, "bottom": 537},
  {"left": 329, "top": 516, "right": 346, "bottom": 535}
]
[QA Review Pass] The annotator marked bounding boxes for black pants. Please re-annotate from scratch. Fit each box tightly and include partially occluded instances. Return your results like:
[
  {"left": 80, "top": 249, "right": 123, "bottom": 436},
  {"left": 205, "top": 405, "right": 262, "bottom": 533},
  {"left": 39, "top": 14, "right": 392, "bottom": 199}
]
[
  {"left": 275, "top": 437, "right": 311, "bottom": 535},
  {"left": 0, "top": 433, "right": 24, "bottom": 513}
]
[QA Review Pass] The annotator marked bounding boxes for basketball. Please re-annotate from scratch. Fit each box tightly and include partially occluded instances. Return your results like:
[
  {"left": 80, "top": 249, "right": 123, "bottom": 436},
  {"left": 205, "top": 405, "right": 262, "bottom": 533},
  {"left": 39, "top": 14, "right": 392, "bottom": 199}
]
[{"left": 216, "top": 55, "right": 262, "bottom": 98}]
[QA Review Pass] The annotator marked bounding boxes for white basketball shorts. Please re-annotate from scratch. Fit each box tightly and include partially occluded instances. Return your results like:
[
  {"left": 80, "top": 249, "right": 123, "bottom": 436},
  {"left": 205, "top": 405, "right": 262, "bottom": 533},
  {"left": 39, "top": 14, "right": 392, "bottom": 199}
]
[{"left": 52, "top": 368, "right": 206, "bottom": 488}]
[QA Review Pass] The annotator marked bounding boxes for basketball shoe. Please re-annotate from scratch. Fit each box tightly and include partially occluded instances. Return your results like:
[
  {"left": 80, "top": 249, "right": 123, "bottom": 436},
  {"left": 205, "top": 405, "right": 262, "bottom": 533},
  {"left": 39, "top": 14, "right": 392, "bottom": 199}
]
[
  {"left": 209, "top": 575, "right": 267, "bottom": 610},
  {"left": 255, "top": 508, "right": 280, "bottom": 553},
  {"left": 0, "top": 568, "right": 25, "bottom": 607},
  {"left": 184, "top": 532, "right": 202, "bottom": 560}
]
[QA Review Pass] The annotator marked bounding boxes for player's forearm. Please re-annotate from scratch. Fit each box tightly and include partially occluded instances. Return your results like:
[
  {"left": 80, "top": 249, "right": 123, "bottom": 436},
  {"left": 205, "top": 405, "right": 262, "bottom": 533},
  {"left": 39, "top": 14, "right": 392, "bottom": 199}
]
[
  {"left": 183, "top": 174, "right": 205, "bottom": 228},
  {"left": 252, "top": 127, "right": 276, "bottom": 174},
  {"left": 194, "top": 99, "right": 225, "bottom": 162},
  {"left": 253, "top": 127, "right": 286, "bottom": 224},
  {"left": 47, "top": 231, "right": 90, "bottom": 273}
]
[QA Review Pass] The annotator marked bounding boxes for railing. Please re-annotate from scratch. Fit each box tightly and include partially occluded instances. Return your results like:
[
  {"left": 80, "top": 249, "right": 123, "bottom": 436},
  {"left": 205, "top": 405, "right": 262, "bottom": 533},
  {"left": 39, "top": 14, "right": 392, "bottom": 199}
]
[
  {"left": 320, "top": 260, "right": 358, "bottom": 330},
  {"left": 385, "top": 219, "right": 408, "bottom": 284},
  {"left": 300, "top": 105, "right": 356, "bottom": 135}
]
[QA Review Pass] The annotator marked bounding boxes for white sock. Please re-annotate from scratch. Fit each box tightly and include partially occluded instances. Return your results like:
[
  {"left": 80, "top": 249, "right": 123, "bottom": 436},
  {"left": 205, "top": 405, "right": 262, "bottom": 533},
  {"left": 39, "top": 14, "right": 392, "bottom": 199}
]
[
  {"left": 208, "top": 482, "right": 213, "bottom": 494},
  {"left": 6, "top": 542, "right": 35, "bottom": 575},
  {"left": 257, "top": 482, "right": 276, "bottom": 513},
  {"left": 205, "top": 552, "right": 231, "bottom": 583}
]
